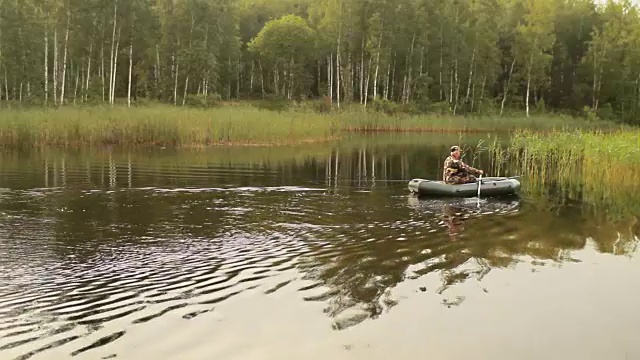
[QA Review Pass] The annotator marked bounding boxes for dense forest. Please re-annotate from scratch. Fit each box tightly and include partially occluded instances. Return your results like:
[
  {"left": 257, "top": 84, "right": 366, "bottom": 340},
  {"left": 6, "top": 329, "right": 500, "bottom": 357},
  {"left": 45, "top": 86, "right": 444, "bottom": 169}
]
[{"left": 0, "top": 0, "right": 639, "bottom": 121}]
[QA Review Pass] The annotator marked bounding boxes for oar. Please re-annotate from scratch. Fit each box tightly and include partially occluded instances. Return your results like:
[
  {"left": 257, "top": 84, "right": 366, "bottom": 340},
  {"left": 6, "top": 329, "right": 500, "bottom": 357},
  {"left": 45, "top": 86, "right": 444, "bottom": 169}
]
[{"left": 477, "top": 173, "right": 483, "bottom": 198}]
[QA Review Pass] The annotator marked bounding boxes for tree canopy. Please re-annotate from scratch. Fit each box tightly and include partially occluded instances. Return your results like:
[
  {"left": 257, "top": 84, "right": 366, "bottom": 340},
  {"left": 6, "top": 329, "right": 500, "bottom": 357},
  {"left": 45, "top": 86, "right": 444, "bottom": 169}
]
[{"left": 1, "top": 0, "right": 640, "bottom": 122}]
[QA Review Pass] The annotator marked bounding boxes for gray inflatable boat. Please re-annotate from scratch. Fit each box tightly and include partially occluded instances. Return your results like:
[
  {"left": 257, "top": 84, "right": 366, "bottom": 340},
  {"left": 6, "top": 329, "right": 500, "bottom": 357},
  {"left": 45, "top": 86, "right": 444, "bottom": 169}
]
[{"left": 408, "top": 177, "right": 521, "bottom": 197}]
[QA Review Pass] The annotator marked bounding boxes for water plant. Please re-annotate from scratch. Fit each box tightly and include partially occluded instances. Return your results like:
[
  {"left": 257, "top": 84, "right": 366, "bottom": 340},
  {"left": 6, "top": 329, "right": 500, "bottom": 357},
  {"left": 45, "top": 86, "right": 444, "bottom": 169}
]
[{"left": 491, "top": 129, "right": 640, "bottom": 221}]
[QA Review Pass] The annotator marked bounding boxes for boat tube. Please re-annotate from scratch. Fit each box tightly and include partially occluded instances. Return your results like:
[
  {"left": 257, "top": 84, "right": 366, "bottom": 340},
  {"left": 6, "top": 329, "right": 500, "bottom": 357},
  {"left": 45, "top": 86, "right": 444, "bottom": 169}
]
[{"left": 408, "top": 177, "right": 521, "bottom": 198}]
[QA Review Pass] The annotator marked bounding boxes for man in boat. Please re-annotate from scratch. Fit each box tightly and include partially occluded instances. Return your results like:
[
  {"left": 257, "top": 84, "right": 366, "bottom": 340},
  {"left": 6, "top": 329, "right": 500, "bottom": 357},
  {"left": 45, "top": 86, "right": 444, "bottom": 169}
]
[{"left": 443, "top": 145, "right": 484, "bottom": 184}]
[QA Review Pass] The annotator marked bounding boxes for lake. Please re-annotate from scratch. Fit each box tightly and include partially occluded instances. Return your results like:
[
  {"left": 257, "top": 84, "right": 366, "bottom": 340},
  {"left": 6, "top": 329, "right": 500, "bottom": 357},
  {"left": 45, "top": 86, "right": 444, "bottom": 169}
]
[{"left": 1, "top": 134, "right": 639, "bottom": 360}]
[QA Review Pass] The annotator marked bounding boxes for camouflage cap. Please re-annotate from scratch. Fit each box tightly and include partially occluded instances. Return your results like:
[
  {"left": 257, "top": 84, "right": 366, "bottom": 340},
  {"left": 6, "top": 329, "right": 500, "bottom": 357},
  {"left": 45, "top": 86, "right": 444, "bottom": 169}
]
[{"left": 450, "top": 145, "right": 460, "bottom": 153}]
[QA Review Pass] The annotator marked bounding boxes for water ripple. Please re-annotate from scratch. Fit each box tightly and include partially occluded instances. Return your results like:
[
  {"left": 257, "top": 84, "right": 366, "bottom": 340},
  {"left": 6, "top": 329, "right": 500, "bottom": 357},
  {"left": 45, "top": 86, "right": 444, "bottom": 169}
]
[
  {"left": 0, "top": 154, "right": 633, "bottom": 359},
  {"left": 0, "top": 186, "right": 337, "bottom": 358}
]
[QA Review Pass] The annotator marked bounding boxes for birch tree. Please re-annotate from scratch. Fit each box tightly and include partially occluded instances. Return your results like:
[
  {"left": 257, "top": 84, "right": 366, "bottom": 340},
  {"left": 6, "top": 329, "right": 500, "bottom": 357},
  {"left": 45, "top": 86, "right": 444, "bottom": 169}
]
[
  {"left": 516, "top": 0, "right": 557, "bottom": 117},
  {"left": 0, "top": 0, "right": 638, "bottom": 122}
]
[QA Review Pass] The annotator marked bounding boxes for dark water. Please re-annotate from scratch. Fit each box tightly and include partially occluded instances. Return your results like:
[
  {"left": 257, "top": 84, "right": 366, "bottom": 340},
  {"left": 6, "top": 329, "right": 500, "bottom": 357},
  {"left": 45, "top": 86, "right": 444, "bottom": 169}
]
[{"left": 1, "top": 138, "right": 639, "bottom": 360}]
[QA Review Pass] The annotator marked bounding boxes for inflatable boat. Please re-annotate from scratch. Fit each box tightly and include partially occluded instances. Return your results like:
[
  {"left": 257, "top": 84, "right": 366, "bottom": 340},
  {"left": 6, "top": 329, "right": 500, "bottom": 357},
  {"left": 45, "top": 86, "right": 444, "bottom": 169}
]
[{"left": 408, "top": 177, "right": 521, "bottom": 198}]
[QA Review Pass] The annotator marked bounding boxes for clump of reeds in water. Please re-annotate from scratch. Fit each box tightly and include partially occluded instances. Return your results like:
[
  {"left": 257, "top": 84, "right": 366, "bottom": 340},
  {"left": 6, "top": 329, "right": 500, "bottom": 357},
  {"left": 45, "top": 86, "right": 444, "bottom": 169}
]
[{"left": 492, "top": 129, "right": 640, "bottom": 220}]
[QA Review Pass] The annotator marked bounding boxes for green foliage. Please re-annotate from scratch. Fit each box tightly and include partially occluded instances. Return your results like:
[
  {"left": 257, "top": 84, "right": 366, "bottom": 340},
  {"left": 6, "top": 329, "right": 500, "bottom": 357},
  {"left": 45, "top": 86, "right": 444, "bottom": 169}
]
[
  {"left": 248, "top": 14, "right": 316, "bottom": 63},
  {"left": 0, "top": 0, "right": 639, "bottom": 123}
]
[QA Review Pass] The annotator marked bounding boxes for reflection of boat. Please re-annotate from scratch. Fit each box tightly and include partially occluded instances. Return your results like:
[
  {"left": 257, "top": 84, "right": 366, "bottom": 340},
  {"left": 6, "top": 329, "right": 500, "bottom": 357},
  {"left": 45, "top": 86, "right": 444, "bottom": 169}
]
[
  {"left": 408, "top": 177, "right": 521, "bottom": 198},
  {"left": 407, "top": 195, "right": 521, "bottom": 217},
  {"left": 408, "top": 196, "right": 521, "bottom": 243}
]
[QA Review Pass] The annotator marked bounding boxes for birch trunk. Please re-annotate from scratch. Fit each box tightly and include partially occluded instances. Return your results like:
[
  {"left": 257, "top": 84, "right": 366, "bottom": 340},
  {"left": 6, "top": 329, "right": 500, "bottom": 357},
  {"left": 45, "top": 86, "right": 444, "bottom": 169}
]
[
  {"left": 53, "top": 29, "right": 58, "bottom": 105},
  {"left": 84, "top": 19, "right": 95, "bottom": 102},
  {"left": 449, "top": 55, "right": 454, "bottom": 104},
  {"left": 373, "top": 35, "right": 381, "bottom": 100},
  {"left": 525, "top": 70, "right": 531, "bottom": 117},
  {"left": 404, "top": 33, "right": 416, "bottom": 104},
  {"left": 203, "top": 24, "right": 208, "bottom": 98},
  {"left": 273, "top": 67, "right": 278, "bottom": 96},
  {"left": 86, "top": 39, "right": 93, "bottom": 102},
  {"left": 182, "top": 16, "right": 195, "bottom": 105},
  {"left": 591, "top": 43, "right": 598, "bottom": 110},
  {"left": 81, "top": 70, "right": 85, "bottom": 103},
  {"left": 174, "top": 56, "right": 179, "bottom": 105},
  {"left": 336, "top": 31, "right": 341, "bottom": 109},
  {"left": 259, "top": 61, "right": 265, "bottom": 98},
  {"left": 525, "top": 48, "right": 534, "bottom": 117},
  {"left": 60, "top": 14, "right": 70, "bottom": 106},
  {"left": 364, "top": 57, "right": 372, "bottom": 107},
  {"left": 128, "top": 42, "right": 133, "bottom": 107},
  {"left": 112, "top": 27, "right": 121, "bottom": 105},
  {"left": 595, "top": 65, "right": 604, "bottom": 112},
  {"left": 500, "top": 57, "right": 516, "bottom": 116},
  {"left": 453, "top": 56, "right": 460, "bottom": 114},
  {"left": 109, "top": 1, "right": 118, "bottom": 105},
  {"left": 390, "top": 52, "right": 396, "bottom": 101},
  {"left": 4, "top": 66, "right": 8, "bottom": 103},
  {"left": 74, "top": 67, "right": 80, "bottom": 105},
  {"left": 419, "top": 46, "right": 424, "bottom": 76},
  {"left": 227, "top": 57, "right": 231, "bottom": 99},
  {"left": 172, "top": 52, "right": 178, "bottom": 105},
  {"left": 328, "top": 54, "right": 333, "bottom": 103},
  {"left": 402, "top": 63, "right": 408, "bottom": 103},
  {"left": 470, "top": 69, "right": 476, "bottom": 112},
  {"left": 182, "top": 75, "right": 189, "bottom": 106},
  {"left": 347, "top": 51, "right": 352, "bottom": 101},
  {"left": 637, "top": 74, "right": 640, "bottom": 111},
  {"left": 44, "top": 22, "right": 48, "bottom": 106},
  {"left": 3, "top": 66, "right": 7, "bottom": 103},
  {"left": 384, "top": 55, "right": 391, "bottom": 100},
  {"left": 360, "top": 38, "right": 365, "bottom": 104},
  {"left": 101, "top": 23, "right": 105, "bottom": 103},
  {"left": 439, "top": 23, "right": 444, "bottom": 101},
  {"left": 0, "top": 47, "right": 2, "bottom": 103},
  {"left": 465, "top": 44, "right": 476, "bottom": 104},
  {"left": 250, "top": 61, "right": 254, "bottom": 93},
  {"left": 594, "top": 51, "right": 605, "bottom": 112},
  {"left": 237, "top": 60, "right": 241, "bottom": 100},
  {"left": 477, "top": 74, "right": 486, "bottom": 111},
  {"left": 155, "top": 44, "right": 160, "bottom": 90}
]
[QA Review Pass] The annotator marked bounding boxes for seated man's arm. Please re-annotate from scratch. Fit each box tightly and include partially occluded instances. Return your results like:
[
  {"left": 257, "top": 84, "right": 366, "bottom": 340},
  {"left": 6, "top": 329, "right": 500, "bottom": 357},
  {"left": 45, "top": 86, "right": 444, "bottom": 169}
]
[{"left": 462, "top": 161, "right": 482, "bottom": 175}]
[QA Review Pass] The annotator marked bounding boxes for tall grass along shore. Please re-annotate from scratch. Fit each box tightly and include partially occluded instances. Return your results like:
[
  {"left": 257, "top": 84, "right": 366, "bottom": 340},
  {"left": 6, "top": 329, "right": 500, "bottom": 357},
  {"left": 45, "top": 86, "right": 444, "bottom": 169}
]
[
  {"left": 0, "top": 105, "right": 337, "bottom": 148},
  {"left": 0, "top": 104, "right": 626, "bottom": 148},
  {"left": 492, "top": 129, "right": 640, "bottom": 221}
]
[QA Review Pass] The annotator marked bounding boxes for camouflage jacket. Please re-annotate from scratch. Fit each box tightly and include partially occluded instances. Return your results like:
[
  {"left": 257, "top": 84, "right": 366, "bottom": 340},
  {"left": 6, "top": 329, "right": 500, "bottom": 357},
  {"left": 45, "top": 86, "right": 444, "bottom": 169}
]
[{"left": 442, "top": 156, "right": 480, "bottom": 181}]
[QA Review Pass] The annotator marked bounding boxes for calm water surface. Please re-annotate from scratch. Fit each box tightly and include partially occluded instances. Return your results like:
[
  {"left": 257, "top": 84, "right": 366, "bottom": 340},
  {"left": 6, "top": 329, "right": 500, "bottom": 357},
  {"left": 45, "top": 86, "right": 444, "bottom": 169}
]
[{"left": 0, "top": 138, "right": 639, "bottom": 360}]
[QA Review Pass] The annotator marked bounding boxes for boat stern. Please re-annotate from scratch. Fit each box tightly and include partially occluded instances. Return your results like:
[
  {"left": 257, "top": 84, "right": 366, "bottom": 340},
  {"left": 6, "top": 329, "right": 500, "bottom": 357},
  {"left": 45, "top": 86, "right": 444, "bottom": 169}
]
[{"left": 408, "top": 179, "right": 424, "bottom": 194}]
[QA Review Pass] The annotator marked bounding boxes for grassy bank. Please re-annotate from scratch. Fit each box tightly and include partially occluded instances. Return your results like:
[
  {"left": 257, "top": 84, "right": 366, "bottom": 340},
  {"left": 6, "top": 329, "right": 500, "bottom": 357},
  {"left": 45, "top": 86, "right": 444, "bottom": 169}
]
[
  {"left": 493, "top": 129, "right": 640, "bottom": 220},
  {"left": 0, "top": 103, "right": 627, "bottom": 148}
]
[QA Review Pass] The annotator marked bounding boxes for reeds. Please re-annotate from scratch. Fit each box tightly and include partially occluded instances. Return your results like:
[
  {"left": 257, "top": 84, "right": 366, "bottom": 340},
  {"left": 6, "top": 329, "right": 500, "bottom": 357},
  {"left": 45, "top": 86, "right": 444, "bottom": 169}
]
[
  {"left": 492, "top": 129, "right": 640, "bottom": 221},
  {"left": 0, "top": 105, "right": 338, "bottom": 147},
  {"left": 0, "top": 104, "right": 625, "bottom": 148}
]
